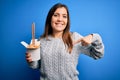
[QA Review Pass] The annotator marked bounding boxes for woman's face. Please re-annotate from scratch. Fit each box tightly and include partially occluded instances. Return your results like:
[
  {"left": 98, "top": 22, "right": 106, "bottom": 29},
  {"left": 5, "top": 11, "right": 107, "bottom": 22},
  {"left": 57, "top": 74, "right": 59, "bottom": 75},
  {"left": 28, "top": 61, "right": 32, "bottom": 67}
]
[{"left": 51, "top": 7, "right": 68, "bottom": 33}]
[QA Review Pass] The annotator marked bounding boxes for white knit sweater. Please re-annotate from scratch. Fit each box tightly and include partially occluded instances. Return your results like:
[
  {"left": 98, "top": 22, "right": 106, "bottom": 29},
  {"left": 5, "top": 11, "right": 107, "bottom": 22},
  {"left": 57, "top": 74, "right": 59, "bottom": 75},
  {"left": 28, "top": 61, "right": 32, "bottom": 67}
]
[{"left": 28, "top": 32, "right": 104, "bottom": 80}]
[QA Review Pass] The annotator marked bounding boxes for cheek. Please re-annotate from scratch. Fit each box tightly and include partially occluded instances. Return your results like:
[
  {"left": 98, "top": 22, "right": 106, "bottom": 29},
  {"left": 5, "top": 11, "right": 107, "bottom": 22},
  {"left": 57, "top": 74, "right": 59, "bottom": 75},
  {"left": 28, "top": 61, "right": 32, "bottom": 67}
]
[
  {"left": 51, "top": 17, "right": 56, "bottom": 25},
  {"left": 65, "top": 18, "right": 68, "bottom": 23},
  {"left": 51, "top": 20, "right": 55, "bottom": 28},
  {"left": 65, "top": 20, "right": 68, "bottom": 25},
  {"left": 51, "top": 18, "right": 54, "bottom": 26}
]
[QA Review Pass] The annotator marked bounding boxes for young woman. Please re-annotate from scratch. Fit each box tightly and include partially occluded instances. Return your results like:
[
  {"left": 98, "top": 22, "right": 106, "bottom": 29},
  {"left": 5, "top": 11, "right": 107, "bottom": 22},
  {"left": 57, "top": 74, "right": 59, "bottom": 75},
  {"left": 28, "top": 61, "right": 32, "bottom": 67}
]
[{"left": 26, "top": 3, "right": 104, "bottom": 80}]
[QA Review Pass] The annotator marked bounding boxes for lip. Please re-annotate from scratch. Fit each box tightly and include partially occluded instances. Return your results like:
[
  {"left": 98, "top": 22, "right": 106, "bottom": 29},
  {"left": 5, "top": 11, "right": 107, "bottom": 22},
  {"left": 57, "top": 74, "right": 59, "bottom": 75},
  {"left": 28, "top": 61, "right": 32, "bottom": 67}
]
[
  {"left": 55, "top": 24, "right": 63, "bottom": 27},
  {"left": 55, "top": 23, "right": 64, "bottom": 25}
]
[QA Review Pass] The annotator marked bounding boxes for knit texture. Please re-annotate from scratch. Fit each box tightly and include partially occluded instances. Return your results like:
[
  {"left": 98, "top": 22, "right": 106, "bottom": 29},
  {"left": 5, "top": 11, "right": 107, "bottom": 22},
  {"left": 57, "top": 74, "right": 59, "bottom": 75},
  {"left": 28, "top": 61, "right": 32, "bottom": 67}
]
[{"left": 28, "top": 32, "right": 104, "bottom": 80}]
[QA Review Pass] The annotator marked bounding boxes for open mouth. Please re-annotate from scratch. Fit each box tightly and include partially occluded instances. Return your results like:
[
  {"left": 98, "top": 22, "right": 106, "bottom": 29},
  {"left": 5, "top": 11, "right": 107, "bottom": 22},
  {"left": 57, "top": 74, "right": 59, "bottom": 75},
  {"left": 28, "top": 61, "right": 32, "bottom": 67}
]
[{"left": 55, "top": 23, "right": 64, "bottom": 26}]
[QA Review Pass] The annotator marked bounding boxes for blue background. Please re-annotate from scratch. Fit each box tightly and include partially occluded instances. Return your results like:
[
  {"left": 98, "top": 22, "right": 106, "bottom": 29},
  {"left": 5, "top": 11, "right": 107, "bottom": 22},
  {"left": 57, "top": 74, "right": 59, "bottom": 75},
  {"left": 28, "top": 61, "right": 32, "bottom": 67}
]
[{"left": 0, "top": 0, "right": 120, "bottom": 80}]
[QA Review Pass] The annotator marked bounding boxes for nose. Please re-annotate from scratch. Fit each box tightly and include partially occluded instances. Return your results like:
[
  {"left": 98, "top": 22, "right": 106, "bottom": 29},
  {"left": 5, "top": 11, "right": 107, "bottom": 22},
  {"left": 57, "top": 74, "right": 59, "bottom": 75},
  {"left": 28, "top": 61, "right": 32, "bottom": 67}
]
[{"left": 57, "top": 16, "right": 62, "bottom": 21}]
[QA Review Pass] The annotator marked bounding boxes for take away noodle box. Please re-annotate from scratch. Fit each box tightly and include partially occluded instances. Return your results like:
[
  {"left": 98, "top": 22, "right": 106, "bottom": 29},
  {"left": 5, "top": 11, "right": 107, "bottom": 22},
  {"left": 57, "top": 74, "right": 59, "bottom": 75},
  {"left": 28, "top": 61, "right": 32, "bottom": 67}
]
[{"left": 21, "top": 39, "right": 40, "bottom": 61}]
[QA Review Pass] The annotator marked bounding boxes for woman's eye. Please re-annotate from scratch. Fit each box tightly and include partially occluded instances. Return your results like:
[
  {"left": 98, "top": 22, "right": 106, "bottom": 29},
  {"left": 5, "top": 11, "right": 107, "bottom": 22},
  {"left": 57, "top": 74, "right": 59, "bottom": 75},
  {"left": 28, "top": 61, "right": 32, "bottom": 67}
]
[
  {"left": 53, "top": 14, "right": 58, "bottom": 17},
  {"left": 63, "top": 16, "right": 67, "bottom": 18}
]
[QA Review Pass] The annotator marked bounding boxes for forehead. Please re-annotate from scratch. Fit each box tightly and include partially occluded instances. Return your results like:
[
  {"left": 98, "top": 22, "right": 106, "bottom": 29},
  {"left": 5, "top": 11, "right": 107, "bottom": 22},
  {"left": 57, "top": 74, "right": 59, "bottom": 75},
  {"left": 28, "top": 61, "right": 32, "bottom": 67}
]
[{"left": 54, "top": 7, "right": 67, "bottom": 14}]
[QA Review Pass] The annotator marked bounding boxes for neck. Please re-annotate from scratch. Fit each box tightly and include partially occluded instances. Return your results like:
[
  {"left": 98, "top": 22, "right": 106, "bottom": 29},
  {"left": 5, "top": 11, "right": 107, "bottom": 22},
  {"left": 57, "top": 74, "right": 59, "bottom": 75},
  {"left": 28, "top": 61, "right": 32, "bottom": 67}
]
[{"left": 52, "top": 31, "right": 63, "bottom": 38}]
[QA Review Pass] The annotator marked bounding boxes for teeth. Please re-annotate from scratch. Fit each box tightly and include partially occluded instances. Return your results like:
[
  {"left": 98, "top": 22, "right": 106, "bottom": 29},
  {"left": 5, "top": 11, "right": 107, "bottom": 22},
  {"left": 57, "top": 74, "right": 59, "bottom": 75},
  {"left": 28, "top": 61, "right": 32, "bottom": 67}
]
[
  {"left": 57, "top": 24, "right": 62, "bottom": 25},
  {"left": 56, "top": 23, "right": 63, "bottom": 25}
]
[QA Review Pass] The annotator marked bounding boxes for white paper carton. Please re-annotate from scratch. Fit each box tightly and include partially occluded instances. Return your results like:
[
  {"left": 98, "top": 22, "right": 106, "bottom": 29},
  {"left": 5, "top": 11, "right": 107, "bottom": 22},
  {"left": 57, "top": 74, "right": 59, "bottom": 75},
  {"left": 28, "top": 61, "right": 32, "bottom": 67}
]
[{"left": 21, "top": 39, "right": 40, "bottom": 61}]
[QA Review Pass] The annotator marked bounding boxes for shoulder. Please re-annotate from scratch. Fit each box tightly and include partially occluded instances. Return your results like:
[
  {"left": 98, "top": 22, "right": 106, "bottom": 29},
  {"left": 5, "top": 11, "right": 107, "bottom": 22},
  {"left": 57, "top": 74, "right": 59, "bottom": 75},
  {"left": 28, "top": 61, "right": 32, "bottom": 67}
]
[{"left": 38, "top": 37, "right": 47, "bottom": 43}]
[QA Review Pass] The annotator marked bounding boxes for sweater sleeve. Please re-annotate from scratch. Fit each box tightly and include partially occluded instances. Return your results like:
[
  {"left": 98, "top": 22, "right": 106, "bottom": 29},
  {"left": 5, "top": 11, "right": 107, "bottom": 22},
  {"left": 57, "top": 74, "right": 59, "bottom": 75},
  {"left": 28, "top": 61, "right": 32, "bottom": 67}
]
[
  {"left": 72, "top": 32, "right": 104, "bottom": 60},
  {"left": 27, "top": 60, "right": 41, "bottom": 69},
  {"left": 81, "top": 33, "right": 104, "bottom": 59}
]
